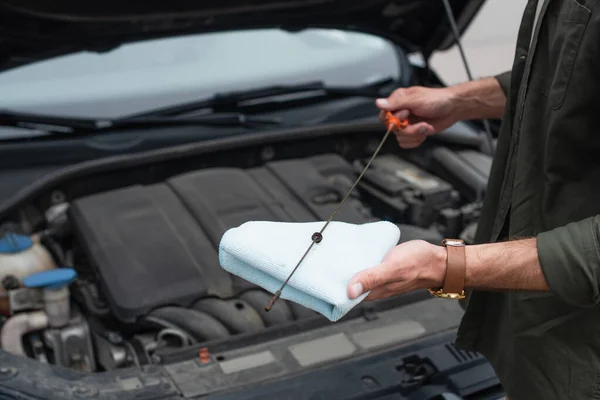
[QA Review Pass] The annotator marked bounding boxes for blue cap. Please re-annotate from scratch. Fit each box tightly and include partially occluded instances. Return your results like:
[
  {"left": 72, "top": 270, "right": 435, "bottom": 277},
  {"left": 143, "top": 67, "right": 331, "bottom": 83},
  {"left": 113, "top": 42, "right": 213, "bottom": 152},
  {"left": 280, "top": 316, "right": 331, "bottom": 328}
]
[
  {"left": 0, "top": 233, "right": 33, "bottom": 254},
  {"left": 23, "top": 268, "right": 77, "bottom": 290}
]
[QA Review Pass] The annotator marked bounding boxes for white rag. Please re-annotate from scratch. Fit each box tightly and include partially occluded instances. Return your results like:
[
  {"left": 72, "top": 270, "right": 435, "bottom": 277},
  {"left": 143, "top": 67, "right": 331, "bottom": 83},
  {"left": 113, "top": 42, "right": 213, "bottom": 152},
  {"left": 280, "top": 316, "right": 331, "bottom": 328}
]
[{"left": 218, "top": 220, "right": 400, "bottom": 322}]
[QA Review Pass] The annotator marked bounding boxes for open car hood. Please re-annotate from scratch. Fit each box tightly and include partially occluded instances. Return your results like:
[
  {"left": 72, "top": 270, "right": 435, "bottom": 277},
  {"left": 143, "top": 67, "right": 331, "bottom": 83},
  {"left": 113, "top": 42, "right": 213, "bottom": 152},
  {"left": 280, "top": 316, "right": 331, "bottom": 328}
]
[{"left": 0, "top": 0, "right": 486, "bottom": 72}]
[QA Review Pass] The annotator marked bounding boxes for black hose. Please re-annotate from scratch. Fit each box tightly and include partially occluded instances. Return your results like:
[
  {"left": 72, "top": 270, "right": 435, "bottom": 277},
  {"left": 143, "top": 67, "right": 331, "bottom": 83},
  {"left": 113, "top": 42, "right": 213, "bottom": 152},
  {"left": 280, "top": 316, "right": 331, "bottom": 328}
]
[
  {"left": 239, "top": 290, "right": 294, "bottom": 326},
  {"left": 192, "top": 298, "right": 265, "bottom": 334},
  {"left": 38, "top": 231, "right": 65, "bottom": 265},
  {"left": 148, "top": 307, "right": 230, "bottom": 342},
  {"left": 76, "top": 283, "right": 111, "bottom": 317}
]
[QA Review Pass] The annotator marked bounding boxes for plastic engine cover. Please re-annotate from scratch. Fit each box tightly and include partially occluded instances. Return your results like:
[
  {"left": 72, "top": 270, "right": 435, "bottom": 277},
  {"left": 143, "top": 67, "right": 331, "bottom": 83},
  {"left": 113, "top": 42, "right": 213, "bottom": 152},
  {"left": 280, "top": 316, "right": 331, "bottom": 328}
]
[
  {"left": 68, "top": 154, "right": 378, "bottom": 323},
  {"left": 358, "top": 155, "right": 455, "bottom": 228}
]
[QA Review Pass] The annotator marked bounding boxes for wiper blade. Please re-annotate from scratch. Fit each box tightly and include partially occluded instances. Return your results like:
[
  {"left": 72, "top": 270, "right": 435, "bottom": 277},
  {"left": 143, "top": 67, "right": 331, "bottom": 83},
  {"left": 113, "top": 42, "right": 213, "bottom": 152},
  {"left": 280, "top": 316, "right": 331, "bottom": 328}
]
[
  {"left": 213, "top": 78, "right": 394, "bottom": 103},
  {"left": 0, "top": 78, "right": 395, "bottom": 137},
  {"left": 123, "top": 77, "right": 396, "bottom": 119},
  {"left": 111, "top": 114, "right": 281, "bottom": 128},
  {"left": 0, "top": 110, "right": 281, "bottom": 136},
  {"left": 0, "top": 109, "right": 107, "bottom": 132}
]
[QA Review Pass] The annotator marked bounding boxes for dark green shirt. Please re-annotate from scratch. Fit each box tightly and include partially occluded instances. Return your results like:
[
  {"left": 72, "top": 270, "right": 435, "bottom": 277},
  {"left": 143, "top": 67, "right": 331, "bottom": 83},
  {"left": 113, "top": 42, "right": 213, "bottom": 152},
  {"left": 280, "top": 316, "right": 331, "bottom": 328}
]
[{"left": 455, "top": 0, "right": 600, "bottom": 399}]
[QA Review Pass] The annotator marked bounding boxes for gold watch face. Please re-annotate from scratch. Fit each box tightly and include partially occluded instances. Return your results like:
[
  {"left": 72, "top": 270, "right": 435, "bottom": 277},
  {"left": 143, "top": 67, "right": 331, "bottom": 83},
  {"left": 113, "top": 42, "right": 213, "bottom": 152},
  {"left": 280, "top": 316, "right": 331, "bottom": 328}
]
[
  {"left": 442, "top": 239, "right": 465, "bottom": 247},
  {"left": 428, "top": 288, "right": 466, "bottom": 299}
]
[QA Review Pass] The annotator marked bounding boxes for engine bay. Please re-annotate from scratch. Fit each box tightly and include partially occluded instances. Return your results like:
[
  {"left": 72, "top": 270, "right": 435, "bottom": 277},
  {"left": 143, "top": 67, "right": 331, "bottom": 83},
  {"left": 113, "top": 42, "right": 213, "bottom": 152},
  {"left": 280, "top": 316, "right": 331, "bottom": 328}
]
[{"left": 0, "top": 131, "right": 491, "bottom": 374}]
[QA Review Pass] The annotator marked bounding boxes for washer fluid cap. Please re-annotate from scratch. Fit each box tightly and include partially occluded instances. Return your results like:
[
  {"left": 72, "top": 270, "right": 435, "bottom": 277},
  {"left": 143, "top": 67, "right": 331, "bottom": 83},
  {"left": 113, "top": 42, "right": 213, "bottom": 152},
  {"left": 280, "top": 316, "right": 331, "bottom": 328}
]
[
  {"left": 0, "top": 233, "right": 33, "bottom": 254},
  {"left": 23, "top": 268, "right": 77, "bottom": 290}
]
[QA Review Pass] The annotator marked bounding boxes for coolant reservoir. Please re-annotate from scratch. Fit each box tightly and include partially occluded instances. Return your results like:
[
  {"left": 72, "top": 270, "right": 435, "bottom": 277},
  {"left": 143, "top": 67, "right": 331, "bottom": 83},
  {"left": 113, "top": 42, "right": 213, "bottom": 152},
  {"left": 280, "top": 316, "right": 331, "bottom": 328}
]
[{"left": 0, "top": 233, "right": 56, "bottom": 315}]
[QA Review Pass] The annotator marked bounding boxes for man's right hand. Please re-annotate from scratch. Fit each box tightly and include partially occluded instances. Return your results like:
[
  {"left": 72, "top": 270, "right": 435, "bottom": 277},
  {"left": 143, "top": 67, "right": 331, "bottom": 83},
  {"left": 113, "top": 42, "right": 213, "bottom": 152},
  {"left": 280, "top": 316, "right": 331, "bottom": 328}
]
[
  {"left": 376, "top": 86, "right": 458, "bottom": 149},
  {"left": 376, "top": 77, "right": 507, "bottom": 149}
]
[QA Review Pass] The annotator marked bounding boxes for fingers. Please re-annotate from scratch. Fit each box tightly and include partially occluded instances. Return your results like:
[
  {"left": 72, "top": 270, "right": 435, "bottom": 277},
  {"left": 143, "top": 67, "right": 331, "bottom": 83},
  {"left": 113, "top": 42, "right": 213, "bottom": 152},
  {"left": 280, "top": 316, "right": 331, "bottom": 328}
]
[
  {"left": 376, "top": 91, "right": 412, "bottom": 113},
  {"left": 375, "top": 98, "right": 396, "bottom": 111},
  {"left": 400, "top": 121, "right": 435, "bottom": 136},
  {"left": 377, "top": 108, "right": 409, "bottom": 122},
  {"left": 364, "top": 288, "right": 394, "bottom": 302},
  {"left": 347, "top": 263, "right": 394, "bottom": 299},
  {"left": 376, "top": 87, "right": 416, "bottom": 127},
  {"left": 396, "top": 135, "right": 424, "bottom": 149},
  {"left": 376, "top": 91, "right": 435, "bottom": 149},
  {"left": 378, "top": 110, "right": 409, "bottom": 131},
  {"left": 393, "top": 120, "right": 434, "bottom": 149},
  {"left": 378, "top": 108, "right": 434, "bottom": 136},
  {"left": 395, "top": 109, "right": 410, "bottom": 120},
  {"left": 364, "top": 281, "right": 417, "bottom": 302},
  {"left": 377, "top": 98, "right": 411, "bottom": 133},
  {"left": 347, "top": 260, "right": 419, "bottom": 301}
]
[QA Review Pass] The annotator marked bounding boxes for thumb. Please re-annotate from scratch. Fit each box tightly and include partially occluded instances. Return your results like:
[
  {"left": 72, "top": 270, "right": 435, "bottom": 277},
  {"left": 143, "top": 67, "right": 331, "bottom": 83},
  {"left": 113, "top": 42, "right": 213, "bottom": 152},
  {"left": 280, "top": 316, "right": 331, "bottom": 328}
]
[
  {"left": 376, "top": 98, "right": 410, "bottom": 120},
  {"left": 375, "top": 98, "right": 395, "bottom": 110},
  {"left": 347, "top": 264, "right": 389, "bottom": 299}
]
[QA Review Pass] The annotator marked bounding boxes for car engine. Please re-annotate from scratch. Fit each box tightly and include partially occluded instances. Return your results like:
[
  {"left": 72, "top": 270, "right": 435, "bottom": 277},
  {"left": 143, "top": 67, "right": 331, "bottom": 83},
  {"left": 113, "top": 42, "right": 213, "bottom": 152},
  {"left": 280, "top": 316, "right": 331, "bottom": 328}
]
[{"left": 0, "top": 149, "right": 491, "bottom": 373}]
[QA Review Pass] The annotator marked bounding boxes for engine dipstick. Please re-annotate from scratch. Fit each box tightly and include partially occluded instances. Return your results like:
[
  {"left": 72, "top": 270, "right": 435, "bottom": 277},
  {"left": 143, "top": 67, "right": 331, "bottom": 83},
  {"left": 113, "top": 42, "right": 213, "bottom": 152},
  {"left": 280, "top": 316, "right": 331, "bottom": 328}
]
[
  {"left": 383, "top": 111, "right": 408, "bottom": 130},
  {"left": 264, "top": 111, "right": 409, "bottom": 312}
]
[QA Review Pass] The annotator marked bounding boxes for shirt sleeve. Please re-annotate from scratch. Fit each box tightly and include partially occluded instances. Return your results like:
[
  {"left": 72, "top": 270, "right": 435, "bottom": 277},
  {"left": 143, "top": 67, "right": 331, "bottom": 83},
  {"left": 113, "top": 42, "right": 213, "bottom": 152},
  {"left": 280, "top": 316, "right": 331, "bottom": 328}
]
[
  {"left": 536, "top": 216, "right": 600, "bottom": 307},
  {"left": 494, "top": 71, "right": 511, "bottom": 97}
]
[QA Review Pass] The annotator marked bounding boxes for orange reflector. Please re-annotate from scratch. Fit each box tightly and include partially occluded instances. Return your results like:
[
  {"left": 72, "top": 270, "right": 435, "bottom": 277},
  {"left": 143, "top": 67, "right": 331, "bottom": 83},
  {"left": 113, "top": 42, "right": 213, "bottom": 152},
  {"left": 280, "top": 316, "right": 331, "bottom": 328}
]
[{"left": 199, "top": 347, "right": 211, "bottom": 364}]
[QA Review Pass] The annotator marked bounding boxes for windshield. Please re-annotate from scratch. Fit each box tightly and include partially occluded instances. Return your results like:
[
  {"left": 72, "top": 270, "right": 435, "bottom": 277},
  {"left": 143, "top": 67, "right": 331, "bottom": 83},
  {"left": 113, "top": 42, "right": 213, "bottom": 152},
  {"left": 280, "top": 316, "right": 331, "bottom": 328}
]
[{"left": 0, "top": 29, "right": 400, "bottom": 119}]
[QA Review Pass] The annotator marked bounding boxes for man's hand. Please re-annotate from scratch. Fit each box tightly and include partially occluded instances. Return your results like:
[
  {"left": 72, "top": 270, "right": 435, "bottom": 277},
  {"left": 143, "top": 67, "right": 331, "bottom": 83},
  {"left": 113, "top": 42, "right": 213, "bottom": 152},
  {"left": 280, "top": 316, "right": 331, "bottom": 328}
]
[
  {"left": 377, "top": 77, "right": 507, "bottom": 149},
  {"left": 376, "top": 87, "right": 457, "bottom": 149},
  {"left": 347, "top": 240, "right": 446, "bottom": 301},
  {"left": 347, "top": 238, "right": 550, "bottom": 301}
]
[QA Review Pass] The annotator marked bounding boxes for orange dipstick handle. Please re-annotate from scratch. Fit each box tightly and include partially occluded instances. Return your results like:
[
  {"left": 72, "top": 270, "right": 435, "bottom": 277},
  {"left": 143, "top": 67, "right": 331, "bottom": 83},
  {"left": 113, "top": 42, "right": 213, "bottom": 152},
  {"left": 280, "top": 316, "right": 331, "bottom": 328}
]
[{"left": 384, "top": 111, "right": 408, "bottom": 130}]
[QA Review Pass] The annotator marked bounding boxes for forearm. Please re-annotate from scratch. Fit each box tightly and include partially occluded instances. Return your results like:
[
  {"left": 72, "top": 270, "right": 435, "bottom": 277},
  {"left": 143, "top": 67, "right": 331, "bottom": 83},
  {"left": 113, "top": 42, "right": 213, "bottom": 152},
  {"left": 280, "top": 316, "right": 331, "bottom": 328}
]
[
  {"left": 463, "top": 238, "right": 550, "bottom": 291},
  {"left": 447, "top": 76, "right": 507, "bottom": 121},
  {"left": 454, "top": 215, "right": 600, "bottom": 307}
]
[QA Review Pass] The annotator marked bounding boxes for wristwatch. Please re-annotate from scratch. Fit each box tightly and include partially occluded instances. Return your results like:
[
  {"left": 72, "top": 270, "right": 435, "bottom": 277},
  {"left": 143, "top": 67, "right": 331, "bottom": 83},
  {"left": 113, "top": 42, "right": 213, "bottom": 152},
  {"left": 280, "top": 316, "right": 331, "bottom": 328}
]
[{"left": 428, "top": 239, "right": 466, "bottom": 299}]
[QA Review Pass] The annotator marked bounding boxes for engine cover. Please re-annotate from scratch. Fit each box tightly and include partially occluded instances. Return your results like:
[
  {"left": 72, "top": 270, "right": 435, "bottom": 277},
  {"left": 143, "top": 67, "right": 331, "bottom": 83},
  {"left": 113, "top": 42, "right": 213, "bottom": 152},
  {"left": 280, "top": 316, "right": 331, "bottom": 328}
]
[
  {"left": 358, "top": 155, "right": 456, "bottom": 228},
  {"left": 68, "top": 154, "right": 378, "bottom": 323}
]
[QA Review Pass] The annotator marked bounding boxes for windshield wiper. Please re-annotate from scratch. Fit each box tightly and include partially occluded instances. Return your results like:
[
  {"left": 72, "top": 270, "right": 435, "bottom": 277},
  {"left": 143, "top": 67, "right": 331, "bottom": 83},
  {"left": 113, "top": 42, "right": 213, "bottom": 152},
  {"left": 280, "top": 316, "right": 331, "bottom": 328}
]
[
  {"left": 0, "top": 110, "right": 281, "bottom": 137},
  {"left": 0, "top": 78, "right": 395, "bottom": 138},
  {"left": 122, "top": 77, "right": 397, "bottom": 119}
]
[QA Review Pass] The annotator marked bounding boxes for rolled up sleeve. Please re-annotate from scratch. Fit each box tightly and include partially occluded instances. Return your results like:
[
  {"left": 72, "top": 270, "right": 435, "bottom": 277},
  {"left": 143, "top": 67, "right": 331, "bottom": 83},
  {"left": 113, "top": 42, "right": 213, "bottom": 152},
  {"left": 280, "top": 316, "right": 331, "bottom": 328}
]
[
  {"left": 494, "top": 71, "right": 511, "bottom": 97},
  {"left": 537, "top": 216, "right": 600, "bottom": 307}
]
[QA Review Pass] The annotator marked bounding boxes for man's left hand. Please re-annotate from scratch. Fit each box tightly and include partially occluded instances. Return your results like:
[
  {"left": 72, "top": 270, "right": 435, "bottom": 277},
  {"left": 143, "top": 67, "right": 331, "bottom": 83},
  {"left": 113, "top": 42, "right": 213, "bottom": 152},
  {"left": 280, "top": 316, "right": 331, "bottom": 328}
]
[{"left": 346, "top": 240, "right": 447, "bottom": 301}]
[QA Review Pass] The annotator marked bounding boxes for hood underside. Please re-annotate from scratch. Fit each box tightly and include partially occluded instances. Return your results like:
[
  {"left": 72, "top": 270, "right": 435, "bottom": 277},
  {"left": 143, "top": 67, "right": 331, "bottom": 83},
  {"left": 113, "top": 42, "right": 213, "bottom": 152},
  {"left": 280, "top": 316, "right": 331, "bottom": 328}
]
[{"left": 0, "top": 0, "right": 485, "bottom": 72}]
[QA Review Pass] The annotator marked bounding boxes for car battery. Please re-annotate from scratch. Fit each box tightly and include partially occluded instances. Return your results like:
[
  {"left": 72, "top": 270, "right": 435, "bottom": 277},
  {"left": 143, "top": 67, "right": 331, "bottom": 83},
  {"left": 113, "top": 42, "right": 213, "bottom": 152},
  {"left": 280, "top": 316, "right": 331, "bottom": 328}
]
[{"left": 357, "top": 155, "right": 457, "bottom": 228}]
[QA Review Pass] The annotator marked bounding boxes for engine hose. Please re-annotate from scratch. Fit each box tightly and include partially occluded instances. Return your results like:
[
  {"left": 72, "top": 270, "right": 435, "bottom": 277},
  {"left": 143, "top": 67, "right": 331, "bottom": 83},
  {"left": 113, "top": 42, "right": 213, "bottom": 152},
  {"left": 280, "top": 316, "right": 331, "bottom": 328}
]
[
  {"left": 192, "top": 298, "right": 265, "bottom": 334},
  {"left": 38, "top": 231, "right": 65, "bottom": 266},
  {"left": 1, "top": 311, "right": 49, "bottom": 356},
  {"left": 76, "top": 284, "right": 111, "bottom": 317},
  {"left": 231, "top": 275, "right": 258, "bottom": 295},
  {"left": 156, "top": 328, "right": 194, "bottom": 347},
  {"left": 142, "top": 315, "right": 190, "bottom": 334},
  {"left": 147, "top": 307, "right": 230, "bottom": 342},
  {"left": 125, "top": 338, "right": 149, "bottom": 366},
  {"left": 239, "top": 290, "right": 294, "bottom": 326}
]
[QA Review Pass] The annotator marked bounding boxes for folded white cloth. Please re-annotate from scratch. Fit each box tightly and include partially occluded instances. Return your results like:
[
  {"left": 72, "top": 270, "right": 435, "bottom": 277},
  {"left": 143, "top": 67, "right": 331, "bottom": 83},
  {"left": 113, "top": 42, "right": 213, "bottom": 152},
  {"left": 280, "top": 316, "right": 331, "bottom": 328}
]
[{"left": 218, "top": 220, "right": 400, "bottom": 322}]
